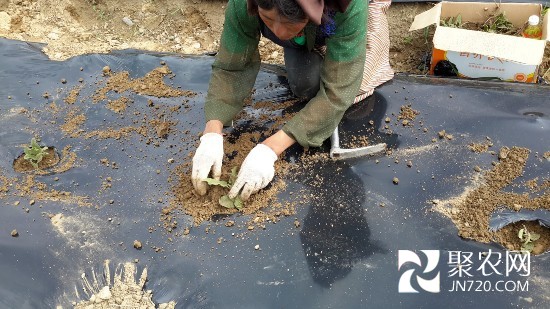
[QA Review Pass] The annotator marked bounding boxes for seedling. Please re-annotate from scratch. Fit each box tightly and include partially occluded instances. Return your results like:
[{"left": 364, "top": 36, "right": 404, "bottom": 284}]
[
  {"left": 518, "top": 225, "right": 540, "bottom": 253},
  {"left": 441, "top": 14, "right": 463, "bottom": 28},
  {"left": 205, "top": 167, "right": 243, "bottom": 210},
  {"left": 23, "top": 138, "right": 49, "bottom": 169},
  {"left": 440, "top": 13, "right": 518, "bottom": 36},
  {"left": 403, "top": 36, "right": 414, "bottom": 45},
  {"left": 481, "top": 13, "right": 515, "bottom": 35}
]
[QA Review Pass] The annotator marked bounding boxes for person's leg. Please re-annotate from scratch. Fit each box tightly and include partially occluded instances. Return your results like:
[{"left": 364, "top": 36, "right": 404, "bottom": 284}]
[{"left": 283, "top": 47, "right": 322, "bottom": 101}]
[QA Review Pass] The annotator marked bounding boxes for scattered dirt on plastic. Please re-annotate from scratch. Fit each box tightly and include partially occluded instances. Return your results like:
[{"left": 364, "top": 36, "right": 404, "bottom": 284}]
[
  {"left": 397, "top": 104, "right": 419, "bottom": 126},
  {"left": 0, "top": 171, "right": 10, "bottom": 198},
  {"left": 84, "top": 126, "right": 148, "bottom": 140},
  {"left": 74, "top": 261, "right": 175, "bottom": 309},
  {"left": 434, "top": 146, "right": 550, "bottom": 255},
  {"left": 106, "top": 96, "right": 130, "bottom": 113},
  {"left": 544, "top": 151, "right": 550, "bottom": 160},
  {"left": 13, "top": 147, "right": 60, "bottom": 173},
  {"left": 61, "top": 110, "right": 86, "bottom": 137},
  {"left": 14, "top": 174, "right": 91, "bottom": 207},
  {"left": 51, "top": 145, "right": 79, "bottom": 174},
  {"left": 342, "top": 134, "right": 370, "bottom": 149},
  {"left": 469, "top": 142, "right": 493, "bottom": 153},
  {"left": 150, "top": 119, "right": 174, "bottom": 138},
  {"left": 133, "top": 240, "right": 142, "bottom": 249},
  {"left": 92, "top": 66, "right": 195, "bottom": 103},
  {"left": 64, "top": 86, "right": 82, "bottom": 104}
]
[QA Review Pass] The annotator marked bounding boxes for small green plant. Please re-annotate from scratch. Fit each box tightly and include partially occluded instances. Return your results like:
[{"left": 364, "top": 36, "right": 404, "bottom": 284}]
[
  {"left": 441, "top": 14, "right": 463, "bottom": 28},
  {"left": 518, "top": 225, "right": 540, "bottom": 253},
  {"left": 481, "top": 13, "right": 515, "bottom": 35},
  {"left": 403, "top": 36, "right": 414, "bottom": 45},
  {"left": 205, "top": 167, "right": 243, "bottom": 210},
  {"left": 23, "top": 138, "right": 49, "bottom": 169}
]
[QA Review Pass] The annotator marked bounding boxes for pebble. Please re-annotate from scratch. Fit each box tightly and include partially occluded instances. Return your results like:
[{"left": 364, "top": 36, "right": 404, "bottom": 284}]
[
  {"left": 29, "top": 199, "right": 35, "bottom": 205},
  {"left": 13, "top": 201, "right": 20, "bottom": 206},
  {"left": 254, "top": 244, "right": 260, "bottom": 250},
  {"left": 11, "top": 229, "right": 18, "bottom": 237},
  {"left": 385, "top": 117, "right": 391, "bottom": 123},
  {"left": 168, "top": 158, "right": 175, "bottom": 164},
  {"left": 392, "top": 177, "right": 399, "bottom": 185},
  {"left": 122, "top": 17, "right": 134, "bottom": 26},
  {"left": 133, "top": 240, "right": 142, "bottom": 249},
  {"left": 102, "top": 66, "right": 111, "bottom": 74}
]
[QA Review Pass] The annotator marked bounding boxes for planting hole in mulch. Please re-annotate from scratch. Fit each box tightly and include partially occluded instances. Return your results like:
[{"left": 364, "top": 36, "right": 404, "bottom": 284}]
[{"left": 13, "top": 147, "right": 60, "bottom": 173}]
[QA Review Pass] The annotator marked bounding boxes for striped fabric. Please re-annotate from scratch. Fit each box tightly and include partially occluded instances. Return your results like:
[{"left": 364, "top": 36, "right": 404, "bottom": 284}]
[
  {"left": 313, "top": 0, "right": 394, "bottom": 103},
  {"left": 354, "top": 0, "right": 394, "bottom": 103}
]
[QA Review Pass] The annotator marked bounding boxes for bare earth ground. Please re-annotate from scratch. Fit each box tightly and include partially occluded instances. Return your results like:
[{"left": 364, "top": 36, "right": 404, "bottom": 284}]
[{"left": 0, "top": 0, "right": 548, "bottom": 78}]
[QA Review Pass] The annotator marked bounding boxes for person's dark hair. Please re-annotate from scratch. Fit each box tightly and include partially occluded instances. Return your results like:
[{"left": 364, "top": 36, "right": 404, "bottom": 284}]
[{"left": 254, "top": 0, "right": 307, "bottom": 23}]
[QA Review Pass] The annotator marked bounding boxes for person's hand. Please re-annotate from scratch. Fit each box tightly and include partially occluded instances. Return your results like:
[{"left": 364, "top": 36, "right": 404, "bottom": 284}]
[
  {"left": 192, "top": 133, "right": 224, "bottom": 195},
  {"left": 229, "top": 144, "right": 278, "bottom": 201}
]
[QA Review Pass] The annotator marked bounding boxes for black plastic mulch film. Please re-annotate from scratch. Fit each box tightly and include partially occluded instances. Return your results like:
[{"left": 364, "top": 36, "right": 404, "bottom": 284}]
[{"left": 0, "top": 38, "right": 548, "bottom": 308}]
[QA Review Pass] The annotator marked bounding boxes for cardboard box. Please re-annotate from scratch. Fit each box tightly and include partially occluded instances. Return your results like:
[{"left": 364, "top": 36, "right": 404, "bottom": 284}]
[{"left": 409, "top": 2, "right": 550, "bottom": 83}]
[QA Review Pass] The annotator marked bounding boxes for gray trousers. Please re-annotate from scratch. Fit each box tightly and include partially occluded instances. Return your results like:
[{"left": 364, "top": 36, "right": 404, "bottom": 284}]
[{"left": 284, "top": 47, "right": 322, "bottom": 101}]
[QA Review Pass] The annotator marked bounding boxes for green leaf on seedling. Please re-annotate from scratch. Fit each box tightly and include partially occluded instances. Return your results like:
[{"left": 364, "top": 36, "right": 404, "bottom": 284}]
[
  {"left": 530, "top": 232, "right": 540, "bottom": 242},
  {"left": 229, "top": 167, "right": 238, "bottom": 185},
  {"left": 219, "top": 195, "right": 235, "bottom": 209},
  {"left": 205, "top": 178, "right": 230, "bottom": 188},
  {"left": 518, "top": 228, "right": 525, "bottom": 240},
  {"left": 23, "top": 138, "right": 49, "bottom": 169},
  {"left": 522, "top": 243, "right": 535, "bottom": 252},
  {"left": 234, "top": 196, "right": 243, "bottom": 210}
]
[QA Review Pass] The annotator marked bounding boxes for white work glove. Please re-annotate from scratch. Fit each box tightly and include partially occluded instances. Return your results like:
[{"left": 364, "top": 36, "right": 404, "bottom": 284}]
[
  {"left": 229, "top": 144, "right": 278, "bottom": 201},
  {"left": 192, "top": 132, "right": 224, "bottom": 195}
]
